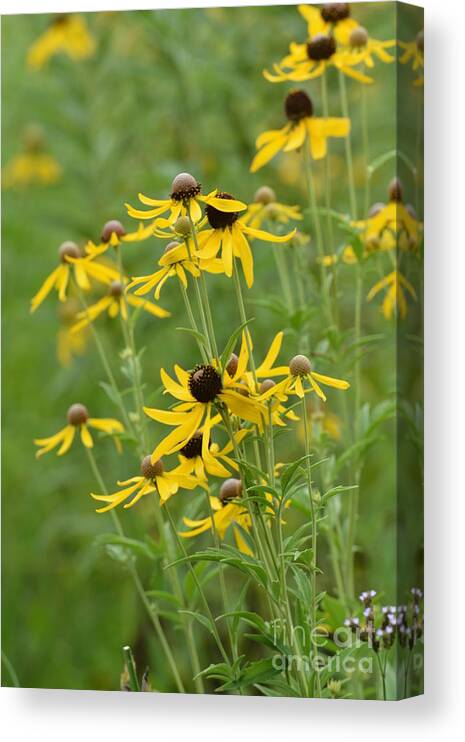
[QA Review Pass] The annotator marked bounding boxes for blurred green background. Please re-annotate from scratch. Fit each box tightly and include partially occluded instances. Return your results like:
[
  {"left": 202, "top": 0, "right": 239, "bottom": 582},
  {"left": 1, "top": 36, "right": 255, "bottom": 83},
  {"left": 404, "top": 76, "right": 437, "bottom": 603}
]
[{"left": 2, "top": 4, "right": 422, "bottom": 691}]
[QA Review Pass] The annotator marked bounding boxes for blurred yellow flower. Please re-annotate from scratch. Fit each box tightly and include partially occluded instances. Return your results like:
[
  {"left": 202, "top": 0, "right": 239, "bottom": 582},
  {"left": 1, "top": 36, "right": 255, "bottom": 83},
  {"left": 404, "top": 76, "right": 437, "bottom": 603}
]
[
  {"left": 56, "top": 299, "right": 88, "bottom": 368},
  {"left": 399, "top": 31, "right": 424, "bottom": 86},
  {"left": 34, "top": 404, "right": 123, "bottom": 458},
  {"left": 2, "top": 152, "right": 61, "bottom": 189},
  {"left": 91, "top": 455, "right": 202, "bottom": 513},
  {"left": 346, "top": 26, "right": 396, "bottom": 68},
  {"left": 27, "top": 14, "right": 95, "bottom": 70},
  {"left": 251, "top": 91, "right": 350, "bottom": 172},
  {"left": 298, "top": 3, "right": 359, "bottom": 46},
  {"left": 242, "top": 186, "right": 302, "bottom": 230},
  {"left": 352, "top": 180, "right": 422, "bottom": 252},
  {"left": 367, "top": 270, "right": 417, "bottom": 320},
  {"left": 71, "top": 279, "right": 170, "bottom": 333}
]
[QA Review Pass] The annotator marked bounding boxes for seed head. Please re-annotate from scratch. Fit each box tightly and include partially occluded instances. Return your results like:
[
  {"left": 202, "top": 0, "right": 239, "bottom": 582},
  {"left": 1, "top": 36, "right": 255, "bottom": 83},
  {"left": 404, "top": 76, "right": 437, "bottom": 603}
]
[
  {"left": 174, "top": 216, "right": 192, "bottom": 236},
  {"left": 171, "top": 172, "right": 201, "bottom": 202},
  {"left": 101, "top": 219, "right": 126, "bottom": 243},
  {"left": 164, "top": 240, "right": 182, "bottom": 255},
  {"left": 254, "top": 186, "right": 276, "bottom": 205},
  {"left": 307, "top": 34, "right": 336, "bottom": 62},
  {"left": 180, "top": 431, "right": 204, "bottom": 459},
  {"left": 260, "top": 379, "right": 276, "bottom": 394},
  {"left": 368, "top": 201, "right": 386, "bottom": 217},
  {"left": 349, "top": 26, "right": 369, "bottom": 48},
  {"left": 289, "top": 354, "right": 312, "bottom": 377},
  {"left": 58, "top": 241, "right": 81, "bottom": 263},
  {"left": 285, "top": 90, "right": 314, "bottom": 122},
  {"left": 188, "top": 364, "right": 223, "bottom": 403},
  {"left": 24, "top": 124, "right": 44, "bottom": 152},
  {"left": 321, "top": 3, "right": 350, "bottom": 23},
  {"left": 226, "top": 353, "right": 239, "bottom": 377},
  {"left": 109, "top": 280, "right": 123, "bottom": 297},
  {"left": 67, "top": 403, "right": 89, "bottom": 426},
  {"left": 416, "top": 30, "right": 424, "bottom": 53},
  {"left": 205, "top": 192, "right": 240, "bottom": 230},
  {"left": 219, "top": 478, "right": 242, "bottom": 503},
  {"left": 388, "top": 177, "right": 403, "bottom": 202},
  {"left": 140, "top": 455, "right": 164, "bottom": 480}
]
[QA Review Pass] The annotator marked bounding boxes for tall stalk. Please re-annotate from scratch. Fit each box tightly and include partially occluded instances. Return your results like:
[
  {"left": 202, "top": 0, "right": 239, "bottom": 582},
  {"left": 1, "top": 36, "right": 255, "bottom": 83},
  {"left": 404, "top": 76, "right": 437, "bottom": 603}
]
[{"left": 85, "top": 446, "right": 185, "bottom": 693}]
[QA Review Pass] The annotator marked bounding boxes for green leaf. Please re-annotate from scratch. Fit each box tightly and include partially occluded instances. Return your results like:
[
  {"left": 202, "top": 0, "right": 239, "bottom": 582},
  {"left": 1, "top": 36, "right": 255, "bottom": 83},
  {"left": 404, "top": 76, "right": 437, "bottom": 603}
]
[
  {"left": 219, "top": 318, "right": 252, "bottom": 373},
  {"left": 94, "top": 533, "right": 158, "bottom": 561}
]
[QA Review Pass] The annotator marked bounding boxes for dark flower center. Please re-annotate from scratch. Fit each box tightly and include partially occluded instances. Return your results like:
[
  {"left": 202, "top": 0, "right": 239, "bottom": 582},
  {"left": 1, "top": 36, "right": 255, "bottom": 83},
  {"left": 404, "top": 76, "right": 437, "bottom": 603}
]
[
  {"left": 307, "top": 34, "right": 337, "bottom": 61},
  {"left": 285, "top": 90, "right": 314, "bottom": 122},
  {"left": 109, "top": 280, "right": 123, "bottom": 297},
  {"left": 67, "top": 403, "right": 89, "bottom": 426},
  {"left": 321, "top": 3, "right": 350, "bottom": 23},
  {"left": 140, "top": 455, "right": 164, "bottom": 480},
  {"left": 58, "top": 241, "right": 81, "bottom": 263},
  {"left": 170, "top": 172, "right": 202, "bottom": 202},
  {"left": 188, "top": 365, "right": 223, "bottom": 403},
  {"left": 180, "top": 431, "right": 207, "bottom": 458},
  {"left": 205, "top": 192, "right": 240, "bottom": 230}
]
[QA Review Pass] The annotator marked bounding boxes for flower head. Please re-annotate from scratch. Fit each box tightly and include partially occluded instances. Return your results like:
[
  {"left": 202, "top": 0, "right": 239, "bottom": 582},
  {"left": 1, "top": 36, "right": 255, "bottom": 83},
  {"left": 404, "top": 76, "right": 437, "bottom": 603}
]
[
  {"left": 180, "top": 481, "right": 253, "bottom": 555},
  {"left": 125, "top": 172, "right": 247, "bottom": 228},
  {"left": 367, "top": 270, "right": 417, "bottom": 320},
  {"left": 241, "top": 186, "right": 303, "bottom": 230},
  {"left": 90, "top": 455, "right": 203, "bottom": 512},
  {"left": 144, "top": 333, "right": 267, "bottom": 464},
  {"left": 250, "top": 90, "right": 350, "bottom": 172},
  {"left": 84, "top": 219, "right": 155, "bottom": 258},
  {"left": 399, "top": 30, "right": 424, "bottom": 86},
  {"left": 27, "top": 14, "right": 95, "bottom": 70},
  {"left": 347, "top": 25, "right": 396, "bottom": 67},
  {"left": 196, "top": 191, "right": 295, "bottom": 287},
  {"left": 30, "top": 243, "right": 120, "bottom": 313},
  {"left": 34, "top": 404, "right": 124, "bottom": 458},
  {"left": 2, "top": 125, "right": 62, "bottom": 190},
  {"left": 71, "top": 279, "right": 169, "bottom": 333}
]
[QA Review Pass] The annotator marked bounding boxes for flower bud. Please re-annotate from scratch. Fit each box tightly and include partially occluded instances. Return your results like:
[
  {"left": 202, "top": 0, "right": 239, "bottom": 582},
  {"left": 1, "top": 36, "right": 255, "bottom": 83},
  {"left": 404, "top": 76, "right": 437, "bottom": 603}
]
[
  {"left": 140, "top": 455, "right": 164, "bottom": 480},
  {"left": 388, "top": 177, "right": 403, "bottom": 202},
  {"left": 226, "top": 353, "right": 239, "bottom": 377},
  {"left": 219, "top": 478, "right": 242, "bottom": 503},
  {"left": 174, "top": 216, "right": 192, "bottom": 236},
  {"left": 349, "top": 26, "right": 368, "bottom": 48},
  {"left": 260, "top": 379, "right": 276, "bottom": 394},
  {"left": 101, "top": 219, "right": 126, "bottom": 243}
]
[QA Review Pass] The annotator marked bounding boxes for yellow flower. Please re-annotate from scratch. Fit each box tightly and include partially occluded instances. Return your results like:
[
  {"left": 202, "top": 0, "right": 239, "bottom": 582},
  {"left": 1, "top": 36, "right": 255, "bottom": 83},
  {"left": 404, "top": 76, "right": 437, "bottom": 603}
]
[
  {"left": 399, "top": 31, "right": 424, "bottom": 86},
  {"left": 125, "top": 172, "right": 246, "bottom": 227},
  {"left": 265, "top": 10, "right": 373, "bottom": 85},
  {"left": 195, "top": 191, "right": 295, "bottom": 288},
  {"left": 345, "top": 26, "right": 396, "bottom": 68},
  {"left": 30, "top": 242, "right": 120, "bottom": 313},
  {"left": 127, "top": 240, "right": 223, "bottom": 300},
  {"left": 298, "top": 3, "right": 360, "bottom": 47},
  {"left": 250, "top": 91, "right": 350, "bottom": 173},
  {"left": 34, "top": 404, "right": 123, "bottom": 458},
  {"left": 2, "top": 152, "right": 61, "bottom": 189},
  {"left": 27, "top": 14, "right": 95, "bottom": 70},
  {"left": 91, "top": 455, "right": 203, "bottom": 513},
  {"left": 177, "top": 427, "right": 249, "bottom": 480},
  {"left": 352, "top": 180, "right": 422, "bottom": 252},
  {"left": 241, "top": 186, "right": 303, "bottom": 230},
  {"left": 84, "top": 219, "right": 155, "bottom": 258},
  {"left": 71, "top": 279, "right": 170, "bottom": 333},
  {"left": 56, "top": 299, "right": 88, "bottom": 367},
  {"left": 180, "top": 479, "right": 253, "bottom": 555},
  {"left": 144, "top": 334, "right": 266, "bottom": 464},
  {"left": 251, "top": 332, "right": 349, "bottom": 402},
  {"left": 367, "top": 270, "right": 417, "bottom": 320}
]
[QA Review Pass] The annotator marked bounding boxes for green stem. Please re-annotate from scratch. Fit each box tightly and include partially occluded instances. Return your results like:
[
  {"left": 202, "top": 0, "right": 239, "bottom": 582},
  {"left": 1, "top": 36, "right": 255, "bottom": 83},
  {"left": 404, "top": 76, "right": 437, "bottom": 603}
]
[
  {"left": 1, "top": 651, "right": 19, "bottom": 687},
  {"left": 320, "top": 73, "right": 340, "bottom": 326},
  {"left": 85, "top": 447, "right": 185, "bottom": 693},
  {"left": 338, "top": 70, "right": 358, "bottom": 219},
  {"left": 301, "top": 396, "right": 321, "bottom": 698},
  {"left": 186, "top": 212, "right": 219, "bottom": 360},
  {"left": 74, "top": 283, "right": 132, "bottom": 434},
  {"left": 151, "top": 492, "right": 204, "bottom": 693},
  {"left": 179, "top": 279, "right": 209, "bottom": 363},
  {"left": 272, "top": 244, "right": 294, "bottom": 314},
  {"left": 163, "top": 500, "right": 231, "bottom": 665},
  {"left": 123, "top": 645, "right": 140, "bottom": 691},
  {"left": 303, "top": 145, "right": 333, "bottom": 327},
  {"left": 116, "top": 246, "right": 147, "bottom": 451},
  {"left": 375, "top": 650, "right": 387, "bottom": 701}
]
